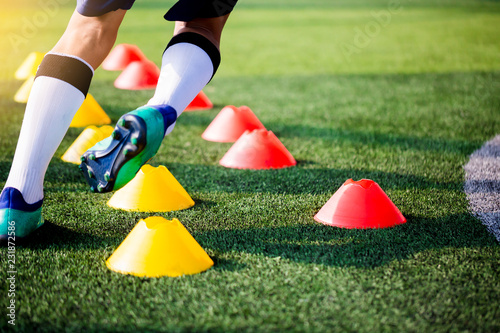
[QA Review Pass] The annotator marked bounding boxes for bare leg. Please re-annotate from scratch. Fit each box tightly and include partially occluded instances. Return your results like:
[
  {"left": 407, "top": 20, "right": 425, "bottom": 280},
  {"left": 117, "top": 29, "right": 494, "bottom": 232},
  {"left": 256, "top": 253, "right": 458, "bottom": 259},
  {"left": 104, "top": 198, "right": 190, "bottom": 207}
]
[
  {"left": 173, "top": 14, "right": 231, "bottom": 50},
  {"left": 52, "top": 9, "right": 127, "bottom": 70}
]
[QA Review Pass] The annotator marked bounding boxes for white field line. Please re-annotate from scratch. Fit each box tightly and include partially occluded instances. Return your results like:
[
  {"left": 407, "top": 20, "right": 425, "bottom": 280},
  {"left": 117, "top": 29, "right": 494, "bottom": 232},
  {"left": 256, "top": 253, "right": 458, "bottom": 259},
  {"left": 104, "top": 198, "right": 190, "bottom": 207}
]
[{"left": 464, "top": 135, "right": 500, "bottom": 243}]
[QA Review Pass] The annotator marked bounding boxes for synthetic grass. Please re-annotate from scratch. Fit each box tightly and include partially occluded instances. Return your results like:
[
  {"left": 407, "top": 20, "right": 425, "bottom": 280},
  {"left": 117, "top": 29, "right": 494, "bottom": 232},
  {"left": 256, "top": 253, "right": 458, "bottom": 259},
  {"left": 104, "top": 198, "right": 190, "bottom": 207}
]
[{"left": 1, "top": 0, "right": 500, "bottom": 332}]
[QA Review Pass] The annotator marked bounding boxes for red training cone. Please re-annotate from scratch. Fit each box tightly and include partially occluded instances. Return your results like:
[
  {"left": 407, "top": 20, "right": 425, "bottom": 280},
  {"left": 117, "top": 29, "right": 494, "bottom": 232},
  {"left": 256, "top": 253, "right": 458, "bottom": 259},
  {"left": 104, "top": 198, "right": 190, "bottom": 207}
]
[
  {"left": 114, "top": 60, "right": 160, "bottom": 90},
  {"left": 102, "top": 44, "right": 147, "bottom": 71},
  {"left": 219, "top": 129, "right": 296, "bottom": 169},
  {"left": 202, "top": 105, "right": 266, "bottom": 142},
  {"left": 184, "top": 91, "right": 213, "bottom": 111},
  {"left": 314, "top": 179, "right": 406, "bottom": 229}
]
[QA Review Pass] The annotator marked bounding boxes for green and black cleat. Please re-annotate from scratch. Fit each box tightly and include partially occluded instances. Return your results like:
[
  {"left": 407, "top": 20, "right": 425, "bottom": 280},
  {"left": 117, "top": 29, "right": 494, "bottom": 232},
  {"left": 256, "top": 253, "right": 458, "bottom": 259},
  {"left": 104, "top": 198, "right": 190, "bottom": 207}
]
[{"left": 80, "top": 105, "right": 172, "bottom": 193}]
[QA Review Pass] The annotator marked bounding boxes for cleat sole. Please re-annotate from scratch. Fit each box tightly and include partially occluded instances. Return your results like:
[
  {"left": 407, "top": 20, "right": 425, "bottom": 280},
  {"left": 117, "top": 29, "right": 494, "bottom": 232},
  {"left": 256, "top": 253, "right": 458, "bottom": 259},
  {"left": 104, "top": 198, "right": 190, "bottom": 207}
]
[{"left": 80, "top": 114, "right": 148, "bottom": 193}]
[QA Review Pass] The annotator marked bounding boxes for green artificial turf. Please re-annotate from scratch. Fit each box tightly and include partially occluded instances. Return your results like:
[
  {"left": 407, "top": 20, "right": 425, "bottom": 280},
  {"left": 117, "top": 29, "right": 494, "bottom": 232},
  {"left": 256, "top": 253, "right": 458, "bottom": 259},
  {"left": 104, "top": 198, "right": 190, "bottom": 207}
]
[{"left": 1, "top": 0, "right": 500, "bottom": 332}]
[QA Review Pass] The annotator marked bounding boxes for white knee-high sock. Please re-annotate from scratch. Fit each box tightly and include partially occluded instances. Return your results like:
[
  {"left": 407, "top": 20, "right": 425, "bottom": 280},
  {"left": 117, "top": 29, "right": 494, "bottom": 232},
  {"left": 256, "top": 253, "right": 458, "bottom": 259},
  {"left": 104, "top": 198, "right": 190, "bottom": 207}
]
[
  {"left": 5, "top": 53, "right": 94, "bottom": 204},
  {"left": 147, "top": 32, "right": 221, "bottom": 135}
]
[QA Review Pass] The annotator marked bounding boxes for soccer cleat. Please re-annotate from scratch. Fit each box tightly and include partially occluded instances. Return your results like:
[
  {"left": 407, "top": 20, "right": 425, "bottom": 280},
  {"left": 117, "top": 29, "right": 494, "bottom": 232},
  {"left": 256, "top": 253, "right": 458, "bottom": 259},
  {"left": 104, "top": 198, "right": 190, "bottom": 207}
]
[
  {"left": 0, "top": 187, "right": 44, "bottom": 244},
  {"left": 79, "top": 105, "right": 175, "bottom": 193}
]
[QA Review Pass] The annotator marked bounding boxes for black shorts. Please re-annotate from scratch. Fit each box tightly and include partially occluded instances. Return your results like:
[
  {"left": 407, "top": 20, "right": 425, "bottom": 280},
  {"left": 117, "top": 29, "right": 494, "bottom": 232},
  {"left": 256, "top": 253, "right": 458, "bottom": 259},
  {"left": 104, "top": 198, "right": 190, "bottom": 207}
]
[{"left": 76, "top": 0, "right": 237, "bottom": 21}]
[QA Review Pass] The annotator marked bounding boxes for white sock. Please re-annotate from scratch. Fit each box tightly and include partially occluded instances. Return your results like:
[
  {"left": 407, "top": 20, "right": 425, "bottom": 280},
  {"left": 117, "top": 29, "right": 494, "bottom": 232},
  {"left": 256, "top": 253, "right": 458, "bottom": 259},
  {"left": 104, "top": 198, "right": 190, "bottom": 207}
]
[
  {"left": 5, "top": 53, "right": 93, "bottom": 204},
  {"left": 147, "top": 33, "right": 220, "bottom": 135}
]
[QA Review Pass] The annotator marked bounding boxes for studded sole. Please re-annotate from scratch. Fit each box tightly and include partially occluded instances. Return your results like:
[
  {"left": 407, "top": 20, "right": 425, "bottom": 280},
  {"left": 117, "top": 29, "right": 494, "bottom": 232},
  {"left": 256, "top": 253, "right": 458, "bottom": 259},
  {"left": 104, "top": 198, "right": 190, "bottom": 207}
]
[{"left": 79, "top": 114, "right": 147, "bottom": 193}]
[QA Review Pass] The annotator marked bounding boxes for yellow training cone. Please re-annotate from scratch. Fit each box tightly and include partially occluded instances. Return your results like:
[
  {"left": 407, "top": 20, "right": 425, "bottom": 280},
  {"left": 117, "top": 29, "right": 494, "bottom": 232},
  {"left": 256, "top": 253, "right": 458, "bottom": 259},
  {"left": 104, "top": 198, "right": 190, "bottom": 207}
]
[
  {"left": 107, "top": 164, "right": 195, "bottom": 212},
  {"left": 106, "top": 217, "right": 214, "bottom": 277},
  {"left": 14, "top": 75, "right": 35, "bottom": 103},
  {"left": 61, "top": 125, "right": 114, "bottom": 164},
  {"left": 15, "top": 52, "right": 45, "bottom": 80},
  {"left": 70, "top": 93, "right": 112, "bottom": 128}
]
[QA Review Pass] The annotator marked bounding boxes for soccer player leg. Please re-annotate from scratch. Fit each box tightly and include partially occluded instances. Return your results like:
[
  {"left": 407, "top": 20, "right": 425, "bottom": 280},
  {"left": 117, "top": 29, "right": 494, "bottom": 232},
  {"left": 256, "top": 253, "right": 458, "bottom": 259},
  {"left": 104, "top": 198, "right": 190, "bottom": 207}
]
[
  {"left": 81, "top": 15, "right": 228, "bottom": 193},
  {"left": 0, "top": 9, "right": 125, "bottom": 242}
]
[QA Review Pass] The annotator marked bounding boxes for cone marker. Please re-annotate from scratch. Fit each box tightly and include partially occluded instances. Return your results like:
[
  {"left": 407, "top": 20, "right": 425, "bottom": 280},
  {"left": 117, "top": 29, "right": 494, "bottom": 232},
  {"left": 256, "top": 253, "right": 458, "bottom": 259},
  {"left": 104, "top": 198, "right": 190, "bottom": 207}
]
[
  {"left": 102, "top": 44, "right": 147, "bottom": 71},
  {"left": 62, "top": 125, "right": 114, "bottom": 164},
  {"left": 15, "top": 52, "right": 45, "bottom": 80},
  {"left": 14, "top": 75, "right": 35, "bottom": 103},
  {"left": 107, "top": 164, "right": 195, "bottom": 212},
  {"left": 219, "top": 129, "right": 296, "bottom": 169},
  {"left": 106, "top": 217, "right": 214, "bottom": 277},
  {"left": 314, "top": 179, "right": 406, "bottom": 229},
  {"left": 184, "top": 90, "right": 213, "bottom": 111},
  {"left": 70, "top": 94, "right": 112, "bottom": 127},
  {"left": 202, "top": 105, "right": 266, "bottom": 142},
  {"left": 114, "top": 60, "right": 160, "bottom": 90}
]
